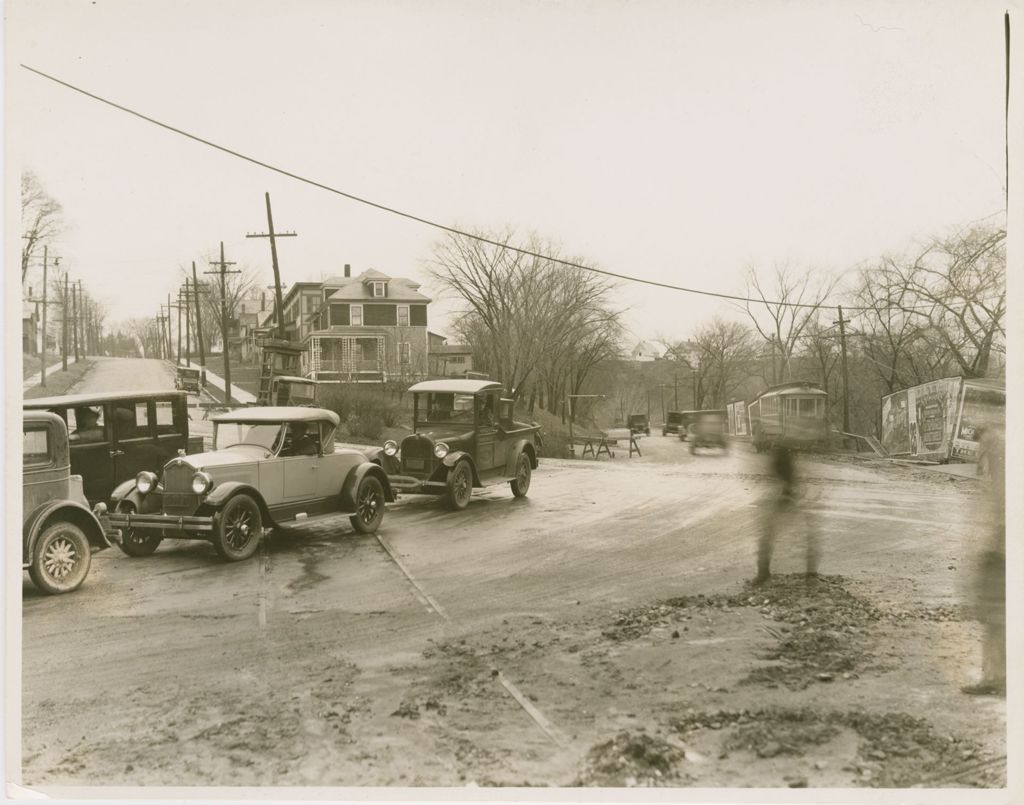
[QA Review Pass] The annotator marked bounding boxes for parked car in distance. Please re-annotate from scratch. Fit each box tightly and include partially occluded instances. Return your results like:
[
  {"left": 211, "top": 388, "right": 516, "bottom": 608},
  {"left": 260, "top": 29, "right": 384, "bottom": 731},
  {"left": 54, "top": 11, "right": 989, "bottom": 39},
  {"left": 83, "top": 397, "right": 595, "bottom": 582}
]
[
  {"left": 174, "top": 365, "right": 203, "bottom": 394},
  {"left": 663, "top": 411, "right": 684, "bottom": 436},
  {"left": 369, "top": 380, "right": 540, "bottom": 510},
  {"left": 628, "top": 414, "right": 651, "bottom": 437},
  {"left": 24, "top": 391, "right": 204, "bottom": 507},
  {"left": 102, "top": 407, "right": 392, "bottom": 562},
  {"left": 23, "top": 411, "right": 112, "bottom": 594},
  {"left": 687, "top": 410, "right": 728, "bottom": 453}
]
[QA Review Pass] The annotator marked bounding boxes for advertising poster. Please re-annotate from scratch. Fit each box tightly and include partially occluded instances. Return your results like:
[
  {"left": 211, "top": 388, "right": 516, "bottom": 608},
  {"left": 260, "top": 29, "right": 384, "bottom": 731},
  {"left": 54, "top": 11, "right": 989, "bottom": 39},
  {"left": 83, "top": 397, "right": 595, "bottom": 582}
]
[
  {"left": 727, "top": 400, "right": 747, "bottom": 436},
  {"left": 951, "top": 383, "right": 1005, "bottom": 461},
  {"left": 880, "top": 389, "right": 911, "bottom": 455},
  {"left": 906, "top": 377, "right": 960, "bottom": 459}
]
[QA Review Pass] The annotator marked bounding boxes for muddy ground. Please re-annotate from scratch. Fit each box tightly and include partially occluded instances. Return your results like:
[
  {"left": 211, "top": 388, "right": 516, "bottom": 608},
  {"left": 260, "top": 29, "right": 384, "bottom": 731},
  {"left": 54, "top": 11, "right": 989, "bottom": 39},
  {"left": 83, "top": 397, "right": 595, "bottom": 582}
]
[{"left": 17, "top": 358, "right": 1006, "bottom": 792}]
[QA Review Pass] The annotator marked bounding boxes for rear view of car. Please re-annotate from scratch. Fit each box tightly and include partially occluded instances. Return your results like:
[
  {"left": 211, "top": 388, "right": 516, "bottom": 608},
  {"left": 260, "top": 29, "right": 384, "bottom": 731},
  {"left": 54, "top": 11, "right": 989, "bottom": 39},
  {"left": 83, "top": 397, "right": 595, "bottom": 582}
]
[{"left": 22, "top": 412, "right": 112, "bottom": 594}]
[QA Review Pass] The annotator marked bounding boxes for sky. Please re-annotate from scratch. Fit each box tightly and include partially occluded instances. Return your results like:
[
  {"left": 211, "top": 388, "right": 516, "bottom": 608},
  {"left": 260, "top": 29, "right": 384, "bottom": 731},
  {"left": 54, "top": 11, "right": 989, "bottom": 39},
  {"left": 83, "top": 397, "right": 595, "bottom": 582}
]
[{"left": 7, "top": 0, "right": 1010, "bottom": 348}]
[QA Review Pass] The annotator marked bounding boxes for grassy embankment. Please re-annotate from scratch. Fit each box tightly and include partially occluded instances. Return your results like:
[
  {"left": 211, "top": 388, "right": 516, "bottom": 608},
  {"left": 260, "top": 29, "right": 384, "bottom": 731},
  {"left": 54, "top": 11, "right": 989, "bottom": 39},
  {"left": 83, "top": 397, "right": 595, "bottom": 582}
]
[{"left": 23, "top": 358, "right": 95, "bottom": 399}]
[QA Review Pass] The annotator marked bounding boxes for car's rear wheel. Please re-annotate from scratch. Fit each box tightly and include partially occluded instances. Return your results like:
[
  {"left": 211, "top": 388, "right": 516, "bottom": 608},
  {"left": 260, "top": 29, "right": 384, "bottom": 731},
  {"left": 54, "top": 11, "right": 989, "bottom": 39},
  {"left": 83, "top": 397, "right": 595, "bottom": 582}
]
[
  {"left": 446, "top": 461, "right": 472, "bottom": 511},
  {"left": 350, "top": 475, "right": 385, "bottom": 534},
  {"left": 510, "top": 453, "right": 531, "bottom": 498},
  {"left": 116, "top": 503, "right": 162, "bottom": 557},
  {"left": 213, "top": 494, "right": 262, "bottom": 562},
  {"left": 29, "top": 521, "right": 91, "bottom": 595}
]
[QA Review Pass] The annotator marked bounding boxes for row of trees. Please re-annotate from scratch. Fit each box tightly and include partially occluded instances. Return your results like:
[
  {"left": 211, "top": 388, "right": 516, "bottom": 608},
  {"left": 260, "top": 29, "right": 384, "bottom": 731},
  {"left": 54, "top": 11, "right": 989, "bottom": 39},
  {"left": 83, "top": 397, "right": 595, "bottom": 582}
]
[{"left": 430, "top": 221, "right": 1005, "bottom": 437}]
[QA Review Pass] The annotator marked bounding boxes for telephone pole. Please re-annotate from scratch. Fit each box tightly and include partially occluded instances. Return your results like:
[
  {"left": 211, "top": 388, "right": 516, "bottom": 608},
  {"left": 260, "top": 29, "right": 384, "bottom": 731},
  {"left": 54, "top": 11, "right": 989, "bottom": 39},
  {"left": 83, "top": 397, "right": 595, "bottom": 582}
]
[
  {"left": 71, "top": 282, "right": 81, "bottom": 362},
  {"left": 62, "top": 272, "right": 69, "bottom": 371},
  {"left": 246, "top": 192, "right": 296, "bottom": 340},
  {"left": 191, "top": 261, "right": 207, "bottom": 369},
  {"left": 168, "top": 298, "right": 182, "bottom": 363},
  {"left": 37, "top": 247, "right": 52, "bottom": 386},
  {"left": 180, "top": 282, "right": 192, "bottom": 366},
  {"left": 835, "top": 305, "right": 851, "bottom": 433},
  {"left": 206, "top": 242, "right": 240, "bottom": 402}
]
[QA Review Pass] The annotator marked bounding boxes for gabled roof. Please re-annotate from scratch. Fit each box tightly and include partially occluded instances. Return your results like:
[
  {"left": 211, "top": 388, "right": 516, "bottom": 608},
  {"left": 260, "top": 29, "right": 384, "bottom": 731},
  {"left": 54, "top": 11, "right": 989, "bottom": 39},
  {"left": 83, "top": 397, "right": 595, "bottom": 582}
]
[{"left": 325, "top": 271, "right": 431, "bottom": 303}]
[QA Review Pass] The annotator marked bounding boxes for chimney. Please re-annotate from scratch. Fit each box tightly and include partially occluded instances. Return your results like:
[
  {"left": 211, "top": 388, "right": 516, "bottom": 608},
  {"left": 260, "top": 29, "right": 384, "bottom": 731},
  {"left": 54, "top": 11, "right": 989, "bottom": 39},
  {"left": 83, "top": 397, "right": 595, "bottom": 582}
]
[{"left": 344, "top": 263, "right": 351, "bottom": 278}]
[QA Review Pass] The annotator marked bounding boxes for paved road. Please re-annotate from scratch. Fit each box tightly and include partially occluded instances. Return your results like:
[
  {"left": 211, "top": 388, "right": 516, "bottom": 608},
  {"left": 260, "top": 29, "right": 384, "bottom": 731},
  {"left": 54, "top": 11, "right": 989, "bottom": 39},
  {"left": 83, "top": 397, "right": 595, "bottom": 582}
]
[
  {"left": 18, "top": 359, "right": 1006, "bottom": 789},
  {"left": 66, "top": 356, "right": 178, "bottom": 394}
]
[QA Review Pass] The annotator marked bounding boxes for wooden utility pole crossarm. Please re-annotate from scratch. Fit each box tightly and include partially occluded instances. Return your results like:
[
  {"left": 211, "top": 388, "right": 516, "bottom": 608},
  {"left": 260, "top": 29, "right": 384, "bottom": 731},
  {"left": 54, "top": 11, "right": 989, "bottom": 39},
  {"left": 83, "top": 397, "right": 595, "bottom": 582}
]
[
  {"left": 246, "top": 192, "right": 296, "bottom": 341},
  {"left": 205, "top": 242, "right": 241, "bottom": 403}
]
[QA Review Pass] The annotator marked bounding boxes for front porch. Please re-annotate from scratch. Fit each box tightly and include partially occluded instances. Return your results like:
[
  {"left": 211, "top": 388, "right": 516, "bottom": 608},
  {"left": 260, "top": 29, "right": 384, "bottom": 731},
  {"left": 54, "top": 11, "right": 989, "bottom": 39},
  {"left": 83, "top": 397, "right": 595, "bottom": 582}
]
[{"left": 306, "top": 334, "right": 386, "bottom": 382}]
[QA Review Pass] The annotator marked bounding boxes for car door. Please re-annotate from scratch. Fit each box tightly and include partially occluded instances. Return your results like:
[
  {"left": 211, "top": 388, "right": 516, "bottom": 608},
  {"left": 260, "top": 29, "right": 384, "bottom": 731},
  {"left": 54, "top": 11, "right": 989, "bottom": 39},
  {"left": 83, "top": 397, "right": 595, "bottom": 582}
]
[
  {"left": 281, "top": 423, "right": 319, "bottom": 500},
  {"left": 66, "top": 405, "right": 115, "bottom": 505},
  {"left": 474, "top": 392, "right": 501, "bottom": 472},
  {"left": 111, "top": 399, "right": 162, "bottom": 486}
]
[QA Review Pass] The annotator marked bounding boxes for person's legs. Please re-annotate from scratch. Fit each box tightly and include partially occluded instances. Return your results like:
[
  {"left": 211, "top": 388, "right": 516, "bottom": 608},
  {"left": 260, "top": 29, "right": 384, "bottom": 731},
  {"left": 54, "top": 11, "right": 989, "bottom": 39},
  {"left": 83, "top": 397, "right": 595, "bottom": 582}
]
[
  {"left": 804, "top": 509, "right": 821, "bottom": 576},
  {"left": 755, "top": 500, "right": 782, "bottom": 584}
]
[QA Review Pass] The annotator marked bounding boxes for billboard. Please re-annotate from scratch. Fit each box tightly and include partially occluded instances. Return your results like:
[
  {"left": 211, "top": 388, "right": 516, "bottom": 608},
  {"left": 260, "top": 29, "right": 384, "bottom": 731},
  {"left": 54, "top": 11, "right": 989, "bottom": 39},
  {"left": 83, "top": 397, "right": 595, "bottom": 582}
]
[
  {"left": 727, "top": 400, "right": 747, "bottom": 436},
  {"left": 950, "top": 382, "right": 1006, "bottom": 461},
  {"left": 881, "top": 389, "right": 911, "bottom": 455},
  {"left": 907, "top": 377, "right": 961, "bottom": 459}
]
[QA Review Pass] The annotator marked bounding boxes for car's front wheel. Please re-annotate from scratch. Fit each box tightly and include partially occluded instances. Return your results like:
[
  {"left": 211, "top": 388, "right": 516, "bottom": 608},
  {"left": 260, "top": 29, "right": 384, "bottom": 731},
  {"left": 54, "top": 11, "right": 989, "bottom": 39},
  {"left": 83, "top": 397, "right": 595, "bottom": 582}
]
[
  {"left": 213, "top": 494, "right": 262, "bottom": 561},
  {"left": 446, "top": 461, "right": 473, "bottom": 511},
  {"left": 29, "top": 521, "right": 91, "bottom": 594},
  {"left": 350, "top": 475, "right": 385, "bottom": 534},
  {"left": 510, "top": 453, "right": 531, "bottom": 498},
  {"left": 116, "top": 503, "right": 162, "bottom": 557}
]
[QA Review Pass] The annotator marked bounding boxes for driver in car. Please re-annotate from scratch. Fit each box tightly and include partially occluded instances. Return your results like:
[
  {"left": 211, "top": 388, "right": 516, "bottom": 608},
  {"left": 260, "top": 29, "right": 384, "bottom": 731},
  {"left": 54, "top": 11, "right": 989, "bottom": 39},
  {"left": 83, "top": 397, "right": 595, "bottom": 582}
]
[{"left": 284, "top": 422, "right": 318, "bottom": 456}]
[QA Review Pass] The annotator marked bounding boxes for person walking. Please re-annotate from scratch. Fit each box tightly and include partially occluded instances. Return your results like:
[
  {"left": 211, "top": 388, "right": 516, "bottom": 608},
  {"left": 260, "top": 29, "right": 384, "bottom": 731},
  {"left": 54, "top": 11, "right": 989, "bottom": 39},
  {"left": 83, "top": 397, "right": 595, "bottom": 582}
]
[
  {"left": 962, "top": 426, "right": 1006, "bottom": 695},
  {"left": 753, "top": 444, "right": 820, "bottom": 586}
]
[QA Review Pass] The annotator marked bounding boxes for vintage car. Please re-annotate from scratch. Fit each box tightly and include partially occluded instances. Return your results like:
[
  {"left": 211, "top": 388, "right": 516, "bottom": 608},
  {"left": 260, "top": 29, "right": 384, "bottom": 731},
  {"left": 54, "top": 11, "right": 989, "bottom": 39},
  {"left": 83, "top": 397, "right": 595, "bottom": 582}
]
[
  {"left": 174, "top": 365, "right": 203, "bottom": 393},
  {"left": 627, "top": 413, "right": 651, "bottom": 437},
  {"left": 662, "top": 411, "right": 685, "bottom": 436},
  {"left": 268, "top": 375, "right": 317, "bottom": 406},
  {"left": 687, "top": 410, "right": 729, "bottom": 453},
  {"left": 23, "top": 411, "right": 112, "bottom": 594},
  {"left": 102, "top": 407, "right": 393, "bottom": 562},
  {"left": 24, "top": 391, "right": 204, "bottom": 506},
  {"left": 369, "top": 380, "right": 540, "bottom": 510}
]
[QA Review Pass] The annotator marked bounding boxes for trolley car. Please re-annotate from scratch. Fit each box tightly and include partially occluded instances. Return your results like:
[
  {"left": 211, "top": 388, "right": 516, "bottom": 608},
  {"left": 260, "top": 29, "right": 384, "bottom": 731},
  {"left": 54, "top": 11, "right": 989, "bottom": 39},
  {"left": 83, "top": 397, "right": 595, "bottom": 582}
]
[{"left": 747, "top": 381, "right": 829, "bottom": 452}]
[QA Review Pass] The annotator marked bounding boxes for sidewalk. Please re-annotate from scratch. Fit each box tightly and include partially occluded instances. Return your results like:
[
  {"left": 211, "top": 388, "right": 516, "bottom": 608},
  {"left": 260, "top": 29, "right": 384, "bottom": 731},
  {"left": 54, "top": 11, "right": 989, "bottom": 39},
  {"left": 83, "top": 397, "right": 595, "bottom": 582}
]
[
  {"left": 23, "top": 359, "right": 67, "bottom": 390},
  {"left": 188, "top": 362, "right": 257, "bottom": 405}
]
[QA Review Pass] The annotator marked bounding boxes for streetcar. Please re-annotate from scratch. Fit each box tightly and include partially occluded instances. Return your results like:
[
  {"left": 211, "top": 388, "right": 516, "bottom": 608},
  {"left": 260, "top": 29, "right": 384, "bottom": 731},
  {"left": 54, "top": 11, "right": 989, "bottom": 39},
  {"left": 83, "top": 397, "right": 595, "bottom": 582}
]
[{"left": 747, "top": 381, "right": 829, "bottom": 452}]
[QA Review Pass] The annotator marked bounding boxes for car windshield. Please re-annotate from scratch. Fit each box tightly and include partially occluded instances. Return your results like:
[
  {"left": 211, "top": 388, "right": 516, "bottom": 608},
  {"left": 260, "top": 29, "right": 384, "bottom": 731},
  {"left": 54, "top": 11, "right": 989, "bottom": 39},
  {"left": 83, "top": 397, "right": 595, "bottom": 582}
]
[
  {"left": 214, "top": 422, "right": 284, "bottom": 452},
  {"left": 415, "top": 392, "right": 476, "bottom": 426}
]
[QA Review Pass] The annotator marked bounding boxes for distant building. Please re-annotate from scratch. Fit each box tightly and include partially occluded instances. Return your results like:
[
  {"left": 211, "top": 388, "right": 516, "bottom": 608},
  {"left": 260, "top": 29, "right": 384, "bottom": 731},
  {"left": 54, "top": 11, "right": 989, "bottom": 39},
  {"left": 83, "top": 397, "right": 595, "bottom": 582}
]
[
  {"left": 427, "top": 331, "right": 474, "bottom": 376},
  {"left": 22, "top": 303, "right": 38, "bottom": 356}
]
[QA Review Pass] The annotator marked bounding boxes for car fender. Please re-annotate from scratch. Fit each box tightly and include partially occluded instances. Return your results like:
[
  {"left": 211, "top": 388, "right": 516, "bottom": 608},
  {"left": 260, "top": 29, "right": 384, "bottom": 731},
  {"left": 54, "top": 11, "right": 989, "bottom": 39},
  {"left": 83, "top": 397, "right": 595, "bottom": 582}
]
[
  {"left": 504, "top": 439, "right": 539, "bottom": 475},
  {"left": 441, "top": 451, "right": 481, "bottom": 486},
  {"left": 24, "top": 500, "right": 109, "bottom": 564},
  {"left": 364, "top": 447, "right": 400, "bottom": 474},
  {"left": 109, "top": 478, "right": 139, "bottom": 505},
  {"left": 204, "top": 482, "right": 274, "bottom": 525},
  {"left": 340, "top": 462, "right": 395, "bottom": 510}
]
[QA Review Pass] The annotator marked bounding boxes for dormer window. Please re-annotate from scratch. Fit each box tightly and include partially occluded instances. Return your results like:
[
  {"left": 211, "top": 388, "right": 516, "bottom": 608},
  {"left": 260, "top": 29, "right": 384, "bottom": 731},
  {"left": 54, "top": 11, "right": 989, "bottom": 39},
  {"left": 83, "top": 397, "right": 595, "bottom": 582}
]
[{"left": 372, "top": 281, "right": 387, "bottom": 298}]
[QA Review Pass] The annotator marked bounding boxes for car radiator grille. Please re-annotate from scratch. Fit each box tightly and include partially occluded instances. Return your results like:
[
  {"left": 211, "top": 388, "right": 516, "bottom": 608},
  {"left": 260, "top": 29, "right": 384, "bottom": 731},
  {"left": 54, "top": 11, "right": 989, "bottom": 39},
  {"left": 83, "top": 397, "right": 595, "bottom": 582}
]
[
  {"left": 160, "top": 462, "right": 200, "bottom": 514},
  {"left": 401, "top": 436, "right": 434, "bottom": 475}
]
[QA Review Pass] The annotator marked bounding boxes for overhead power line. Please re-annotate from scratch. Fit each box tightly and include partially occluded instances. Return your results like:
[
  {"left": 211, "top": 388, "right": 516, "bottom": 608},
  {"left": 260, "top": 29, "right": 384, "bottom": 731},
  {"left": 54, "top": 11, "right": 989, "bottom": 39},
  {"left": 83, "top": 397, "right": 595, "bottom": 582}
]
[{"left": 20, "top": 64, "right": 1004, "bottom": 313}]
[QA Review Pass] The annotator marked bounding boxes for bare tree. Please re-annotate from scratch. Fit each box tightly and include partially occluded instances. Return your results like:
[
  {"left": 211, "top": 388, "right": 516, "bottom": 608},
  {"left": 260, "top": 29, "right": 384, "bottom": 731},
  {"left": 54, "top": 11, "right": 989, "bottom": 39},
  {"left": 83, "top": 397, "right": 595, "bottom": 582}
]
[
  {"left": 743, "top": 264, "right": 837, "bottom": 384},
  {"left": 21, "top": 171, "right": 63, "bottom": 285},
  {"left": 687, "top": 318, "right": 758, "bottom": 408},
  {"left": 429, "top": 230, "right": 621, "bottom": 407}
]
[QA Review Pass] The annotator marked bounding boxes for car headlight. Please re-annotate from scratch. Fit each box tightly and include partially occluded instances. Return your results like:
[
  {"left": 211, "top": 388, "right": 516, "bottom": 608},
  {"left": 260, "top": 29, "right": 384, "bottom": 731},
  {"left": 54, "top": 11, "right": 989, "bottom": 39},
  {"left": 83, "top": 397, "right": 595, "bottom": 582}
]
[
  {"left": 136, "top": 471, "right": 158, "bottom": 494},
  {"left": 191, "top": 471, "right": 213, "bottom": 495},
  {"left": 433, "top": 442, "right": 450, "bottom": 459},
  {"left": 383, "top": 440, "right": 398, "bottom": 457}
]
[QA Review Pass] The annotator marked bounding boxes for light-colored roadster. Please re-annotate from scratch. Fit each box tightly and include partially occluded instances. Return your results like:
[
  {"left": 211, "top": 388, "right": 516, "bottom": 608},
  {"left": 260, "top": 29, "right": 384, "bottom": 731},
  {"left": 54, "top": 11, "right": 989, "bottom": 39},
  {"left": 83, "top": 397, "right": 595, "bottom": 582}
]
[{"left": 102, "top": 407, "right": 393, "bottom": 561}]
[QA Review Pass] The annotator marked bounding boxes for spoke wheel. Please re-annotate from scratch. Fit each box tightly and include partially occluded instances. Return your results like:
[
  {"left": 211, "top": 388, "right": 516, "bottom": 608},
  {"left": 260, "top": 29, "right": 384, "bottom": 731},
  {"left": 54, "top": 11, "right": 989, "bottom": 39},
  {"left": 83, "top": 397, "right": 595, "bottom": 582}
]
[
  {"left": 214, "top": 494, "right": 262, "bottom": 562},
  {"left": 446, "top": 461, "right": 473, "bottom": 511},
  {"left": 116, "top": 503, "right": 162, "bottom": 557},
  {"left": 510, "top": 453, "right": 532, "bottom": 498},
  {"left": 30, "top": 522, "right": 91, "bottom": 594},
  {"left": 350, "top": 475, "right": 385, "bottom": 534}
]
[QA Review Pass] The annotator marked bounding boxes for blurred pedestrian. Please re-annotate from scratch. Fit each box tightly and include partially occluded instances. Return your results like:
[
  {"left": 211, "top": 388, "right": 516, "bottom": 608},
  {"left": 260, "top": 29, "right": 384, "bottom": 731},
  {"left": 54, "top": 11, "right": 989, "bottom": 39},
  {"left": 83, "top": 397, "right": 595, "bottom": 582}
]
[
  {"left": 962, "top": 426, "right": 1005, "bottom": 696},
  {"left": 753, "top": 444, "right": 820, "bottom": 586}
]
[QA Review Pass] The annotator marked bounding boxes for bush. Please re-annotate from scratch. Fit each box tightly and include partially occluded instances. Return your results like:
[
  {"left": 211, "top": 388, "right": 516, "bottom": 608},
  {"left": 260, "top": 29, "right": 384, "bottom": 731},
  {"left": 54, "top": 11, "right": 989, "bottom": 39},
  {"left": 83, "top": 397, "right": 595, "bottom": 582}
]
[{"left": 318, "top": 384, "right": 402, "bottom": 441}]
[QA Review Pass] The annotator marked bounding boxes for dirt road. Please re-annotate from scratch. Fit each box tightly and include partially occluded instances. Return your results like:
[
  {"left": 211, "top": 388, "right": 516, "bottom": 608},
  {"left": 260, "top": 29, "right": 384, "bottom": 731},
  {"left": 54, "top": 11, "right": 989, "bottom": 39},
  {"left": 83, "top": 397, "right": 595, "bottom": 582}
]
[{"left": 19, "top": 362, "right": 1006, "bottom": 789}]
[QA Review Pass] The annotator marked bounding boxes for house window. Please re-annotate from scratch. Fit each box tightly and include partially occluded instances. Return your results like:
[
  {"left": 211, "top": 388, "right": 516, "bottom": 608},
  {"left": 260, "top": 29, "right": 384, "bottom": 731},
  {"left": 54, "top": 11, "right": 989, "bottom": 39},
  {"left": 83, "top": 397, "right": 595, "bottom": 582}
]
[
  {"left": 447, "top": 355, "right": 466, "bottom": 364},
  {"left": 372, "top": 281, "right": 387, "bottom": 298},
  {"left": 399, "top": 342, "right": 411, "bottom": 364},
  {"left": 410, "top": 304, "right": 427, "bottom": 327},
  {"left": 351, "top": 305, "right": 363, "bottom": 326},
  {"left": 397, "top": 305, "right": 409, "bottom": 327}
]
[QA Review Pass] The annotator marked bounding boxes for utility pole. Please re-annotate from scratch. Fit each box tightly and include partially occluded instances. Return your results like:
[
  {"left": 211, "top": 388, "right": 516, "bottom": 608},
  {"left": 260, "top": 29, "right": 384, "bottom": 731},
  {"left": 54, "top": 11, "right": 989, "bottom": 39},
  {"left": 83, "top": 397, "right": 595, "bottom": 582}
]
[
  {"left": 835, "top": 305, "right": 851, "bottom": 433},
  {"left": 180, "top": 282, "right": 192, "bottom": 366},
  {"left": 206, "top": 242, "right": 240, "bottom": 402},
  {"left": 77, "top": 280, "right": 87, "bottom": 358},
  {"left": 191, "top": 261, "right": 207, "bottom": 370},
  {"left": 39, "top": 247, "right": 51, "bottom": 385},
  {"left": 168, "top": 298, "right": 182, "bottom": 363},
  {"left": 62, "top": 272, "right": 69, "bottom": 371},
  {"left": 71, "top": 282, "right": 80, "bottom": 362},
  {"left": 246, "top": 192, "right": 297, "bottom": 340}
]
